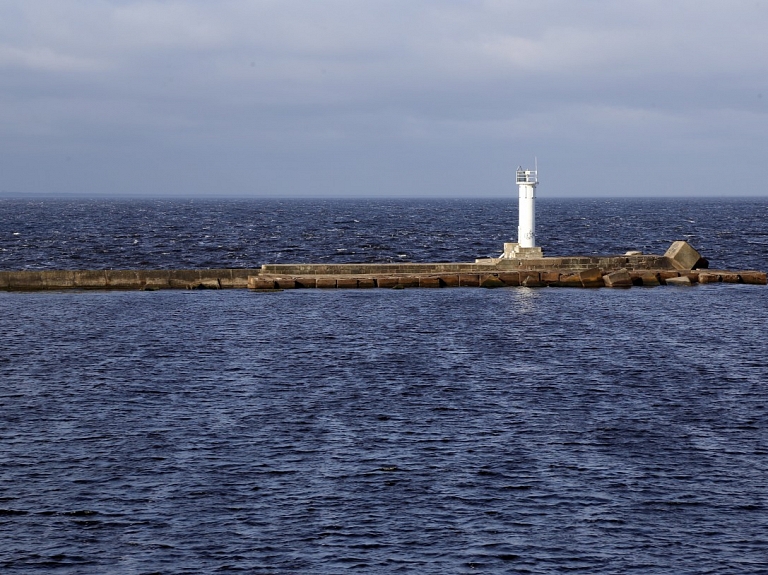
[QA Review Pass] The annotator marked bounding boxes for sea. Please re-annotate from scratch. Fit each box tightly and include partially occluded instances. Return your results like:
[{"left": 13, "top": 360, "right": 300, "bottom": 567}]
[{"left": 1, "top": 197, "right": 767, "bottom": 574}]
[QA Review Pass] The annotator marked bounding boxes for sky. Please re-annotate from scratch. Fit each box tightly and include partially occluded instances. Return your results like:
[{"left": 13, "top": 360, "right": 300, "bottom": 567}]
[{"left": 1, "top": 0, "right": 767, "bottom": 198}]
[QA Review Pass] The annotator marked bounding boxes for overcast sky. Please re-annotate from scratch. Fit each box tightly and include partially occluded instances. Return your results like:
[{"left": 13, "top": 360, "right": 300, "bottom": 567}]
[{"left": 2, "top": 0, "right": 767, "bottom": 198}]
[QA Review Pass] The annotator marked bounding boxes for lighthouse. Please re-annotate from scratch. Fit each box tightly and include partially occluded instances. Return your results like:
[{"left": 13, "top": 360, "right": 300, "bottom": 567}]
[
  {"left": 501, "top": 162, "right": 543, "bottom": 259},
  {"left": 516, "top": 165, "right": 538, "bottom": 248}
]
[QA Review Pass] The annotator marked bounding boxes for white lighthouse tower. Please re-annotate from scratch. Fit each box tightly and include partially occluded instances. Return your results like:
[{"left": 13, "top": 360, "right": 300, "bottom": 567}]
[
  {"left": 517, "top": 165, "right": 538, "bottom": 248},
  {"left": 502, "top": 162, "right": 543, "bottom": 259}
]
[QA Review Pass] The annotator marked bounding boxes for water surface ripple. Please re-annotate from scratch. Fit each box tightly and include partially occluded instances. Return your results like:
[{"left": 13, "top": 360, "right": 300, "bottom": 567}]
[{"left": 1, "top": 199, "right": 767, "bottom": 574}]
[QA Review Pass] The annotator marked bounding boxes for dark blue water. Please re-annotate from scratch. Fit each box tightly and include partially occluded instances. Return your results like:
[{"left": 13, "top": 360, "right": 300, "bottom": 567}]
[
  {"left": 2, "top": 197, "right": 768, "bottom": 270},
  {"left": 1, "top": 199, "right": 768, "bottom": 574}
]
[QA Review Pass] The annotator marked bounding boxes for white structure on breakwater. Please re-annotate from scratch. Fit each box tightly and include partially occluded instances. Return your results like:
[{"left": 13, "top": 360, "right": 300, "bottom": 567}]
[
  {"left": 516, "top": 165, "right": 538, "bottom": 249},
  {"left": 501, "top": 162, "right": 543, "bottom": 259}
]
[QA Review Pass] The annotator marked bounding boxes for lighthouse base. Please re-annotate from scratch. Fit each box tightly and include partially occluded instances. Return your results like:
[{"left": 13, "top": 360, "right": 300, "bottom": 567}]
[{"left": 501, "top": 242, "right": 543, "bottom": 259}]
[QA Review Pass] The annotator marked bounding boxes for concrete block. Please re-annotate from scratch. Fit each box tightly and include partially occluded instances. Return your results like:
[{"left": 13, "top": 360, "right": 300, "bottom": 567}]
[
  {"left": 357, "top": 278, "right": 375, "bottom": 289},
  {"left": 72, "top": 270, "right": 108, "bottom": 288},
  {"left": 248, "top": 277, "right": 277, "bottom": 289},
  {"left": 698, "top": 272, "right": 721, "bottom": 284},
  {"left": 480, "top": 275, "right": 505, "bottom": 288},
  {"left": 520, "top": 272, "right": 544, "bottom": 287},
  {"left": 169, "top": 278, "right": 193, "bottom": 289},
  {"left": 374, "top": 277, "right": 398, "bottom": 289},
  {"left": 419, "top": 276, "right": 441, "bottom": 288},
  {"left": 191, "top": 279, "right": 221, "bottom": 290},
  {"left": 664, "top": 241, "right": 703, "bottom": 270},
  {"left": 170, "top": 270, "right": 201, "bottom": 283},
  {"left": 540, "top": 271, "right": 560, "bottom": 285},
  {"left": 40, "top": 270, "right": 76, "bottom": 288},
  {"left": 106, "top": 270, "right": 142, "bottom": 289},
  {"left": 396, "top": 276, "right": 420, "bottom": 288},
  {"left": 579, "top": 268, "right": 604, "bottom": 288},
  {"left": 459, "top": 274, "right": 480, "bottom": 287},
  {"left": 637, "top": 272, "right": 661, "bottom": 287},
  {"left": 665, "top": 276, "right": 692, "bottom": 286},
  {"left": 315, "top": 277, "right": 337, "bottom": 288},
  {"left": 141, "top": 270, "right": 171, "bottom": 288},
  {"left": 336, "top": 278, "right": 359, "bottom": 289},
  {"left": 720, "top": 273, "right": 741, "bottom": 284},
  {"left": 681, "top": 271, "right": 700, "bottom": 283},
  {"left": 274, "top": 277, "right": 297, "bottom": 289},
  {"left": 740, "top": 271, "right": 767, "bottom": 285},
  {"left": 294, "top": 277, "right": 317, "bottom": 288},
  {"left": 222, "top": 276, "right": 250, "bottom": 288},
  {"left": 556, "top": 273, "right": 583, "bottom": 288},
  {"left": 438, "top": 274, "right": 461, "bottom": 287},
  {"left": 602, "top": 268, "right": 632, "bottom": 288},
  {"left": 658, "top": 271, "right": 680, "bottom": 282},
  {"left": 496, "top": 272, "right": 520, "bottom": 286},
  {"left": 7, "top": 271, "right": 43, "bottom": 290}
]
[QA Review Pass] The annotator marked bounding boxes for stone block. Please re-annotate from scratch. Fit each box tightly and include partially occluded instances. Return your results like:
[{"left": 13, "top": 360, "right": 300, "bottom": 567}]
[
  {"left": 419, "top": 276, "right": 441, "bottom": 288},
  {"left": 665, "top": 276, "right": 692, "bottom": 286},
  {"left": 106, "top": 270, "right": 142, "bottom": 289},
  {"left": 664, "top": 241, "right": 703, "bottom": 270},
  {"left": 273, "top": 277, "right": 296, "bottom": 289},
  {"left": 497, "top": 272, "right": 520, "bottom": 286},
  {"left": 459, "top": 274, "right": 480, "bottom": 287},
  {"left": 579, "top": 268, "right": 604, "bottom": 288},
  {"left": 170, "top": 270, "right": 201, "bottom": 283},
  {"left": 658, "top": 271, "right": 680, "bottom": 282},
  {"left": 740, "top": 271, "right": 767, "bottom": 285},
  {"left": 720, "top": 273, "right": 741, "bottom": 284},
  {"left": 315, "top": 277, "right": 337, "bottom": 288},
  {"left": 223, "top": 276, "right": 250, "bottom": 288},
  {"left": 540, "top": 271, "right": 560, "bottom": 285},
  {"left": 396, "top": 276, "right": 420, "bottom": 288},
  {"left": 142, "top": 270, "right": 171, "bottom": 288},
  {"left": 438, "top": 274, "right": 460, "bottom": 287},
  {"left": 519, "top": 272, "right": 544, "bottom": 287},
  {"left": 294, "top": 277, "right": 317, "bottom": 288},
  {"left": 357, "top": 278, "right": 375, "bottom": 289},
  {"left": 336, "top": 277, "right": 359, "bottom": 289},
  {"left": 169, "top": 278, "right": 193, "bottom": 289},
  {"left": 248, "top": 276, "right": 277, "bottom": 289},
  {"left": 602, "top": 268, "right": 632, "bottom": 288},
  {"left": 637, "top": 272, "right": 661, "bottom": 287},
  {"left": 681, "top": 271, "right": 700, "bottom": 283},
  {"left": 73, "top": 270, "right": 107, "bottom": 289},
  {"left": 374, "top": 277, "right": 398, "bottom": 288},
  {"left": 7, "top": 271, "right": 43, "bottom": 290},
  {"left": 555, "top": 273, "right": 582, "bottom": 288},
  {"left": 40, "top": 270, "right": 76, "bottom": 288},
  {"left": 698, "top": 272, "right": 721, "bottom": 284},
  {"left": 480, "top": 275, "right": 505, "bottom": 288},
  {"left": 191, "top": 279, "right": 221, "bottom": 290}
]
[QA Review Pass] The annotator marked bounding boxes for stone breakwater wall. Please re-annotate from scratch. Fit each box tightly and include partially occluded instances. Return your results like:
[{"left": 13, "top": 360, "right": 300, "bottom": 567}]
[
  {"left": 0, "top": 268, "right": 258, "bottom": 291},
  {"left": 249, "top": 268, "right": 766, "bottom": 290},
  {"left": 1, "top": 243, "right": 765, "bottom": 291}
]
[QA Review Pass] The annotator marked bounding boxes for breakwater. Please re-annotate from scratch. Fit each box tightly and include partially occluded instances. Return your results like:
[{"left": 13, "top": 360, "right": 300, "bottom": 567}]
[{"left": 1, "top": 242, "right": 765, "bottom": 291}]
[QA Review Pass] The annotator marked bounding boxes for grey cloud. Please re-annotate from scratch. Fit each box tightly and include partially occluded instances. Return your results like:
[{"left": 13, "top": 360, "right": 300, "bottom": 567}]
[{"left": 1, "top": 0, "right": 767, "bottom": 197}]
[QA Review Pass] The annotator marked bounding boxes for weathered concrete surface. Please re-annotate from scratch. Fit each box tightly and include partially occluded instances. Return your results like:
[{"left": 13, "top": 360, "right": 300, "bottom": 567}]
[
  {"left": 665, "top": 241, "right": 704, "bottom": 270},
  {"left": 603, "top": 269, "right": 632, "bottom": 288},
  {"left": 665, "top": 276, "right": 692, "bottom": 286},
  {"left": 2, "top": 242, "right": 765, "bottom": 291}
]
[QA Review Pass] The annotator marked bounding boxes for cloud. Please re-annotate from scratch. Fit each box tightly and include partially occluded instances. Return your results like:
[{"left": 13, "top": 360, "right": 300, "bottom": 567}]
[{"left": 1, "top": 0, "right": 767, "bottom": 196}]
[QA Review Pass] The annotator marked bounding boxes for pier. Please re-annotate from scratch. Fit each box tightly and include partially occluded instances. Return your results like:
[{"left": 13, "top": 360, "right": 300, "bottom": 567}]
[{"left": 1, "top": 242, "right": 764, "bottom": 291}]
